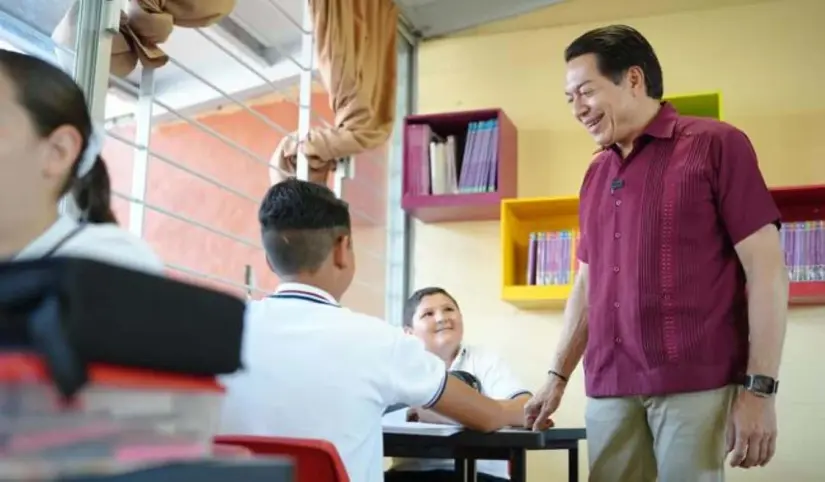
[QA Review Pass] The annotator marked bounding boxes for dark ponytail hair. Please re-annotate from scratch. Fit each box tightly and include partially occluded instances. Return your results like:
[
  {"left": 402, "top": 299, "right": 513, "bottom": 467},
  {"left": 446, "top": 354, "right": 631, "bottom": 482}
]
[
  {"left": 0, "top": 50, "right": 117, "bottom": 224},
  {"left": 70, "top": 158, "right": 117, "bottom": 224}
]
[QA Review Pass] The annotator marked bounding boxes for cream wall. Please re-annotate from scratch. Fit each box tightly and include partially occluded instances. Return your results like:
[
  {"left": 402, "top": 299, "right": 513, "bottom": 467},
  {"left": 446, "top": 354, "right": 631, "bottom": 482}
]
[{"left": 413, "top": 0, "right": 825, "bottom": 480}]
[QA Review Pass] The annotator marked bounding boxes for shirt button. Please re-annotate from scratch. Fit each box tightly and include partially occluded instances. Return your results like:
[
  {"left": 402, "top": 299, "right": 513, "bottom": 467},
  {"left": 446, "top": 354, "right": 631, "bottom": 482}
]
[
  {"left": 613, "top": 301, "right": 620, "bottom": 308},
  {"left": 615, "top": 200, "right": 622, "bottom": 207},
  {"left": 614, "top": 232, "right": 621, "bottom": 239},
  {"left": 614, "top": 337, "right": 622, "bottom": 344},
  {"left": 613, "top": 266, "right": 620, "bottom": 273}
]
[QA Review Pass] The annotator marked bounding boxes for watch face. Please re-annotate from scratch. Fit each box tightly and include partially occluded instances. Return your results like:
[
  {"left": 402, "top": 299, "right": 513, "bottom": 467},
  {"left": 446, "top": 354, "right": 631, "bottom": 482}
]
[{"left": 748, "top": 375, "right": 776, "bottom": 394}]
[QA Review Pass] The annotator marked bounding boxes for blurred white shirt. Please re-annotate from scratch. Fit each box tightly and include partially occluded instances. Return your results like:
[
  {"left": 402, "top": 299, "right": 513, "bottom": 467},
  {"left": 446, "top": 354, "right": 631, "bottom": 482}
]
[
  {"left": 14, "top": 215, "right": 164, "bottom": 274},
  {"left": 218, "top": 283, "right": 449, "bottom": 482},
  {"left": 384, "top": 344, "right": 531, "bottom": 480}
]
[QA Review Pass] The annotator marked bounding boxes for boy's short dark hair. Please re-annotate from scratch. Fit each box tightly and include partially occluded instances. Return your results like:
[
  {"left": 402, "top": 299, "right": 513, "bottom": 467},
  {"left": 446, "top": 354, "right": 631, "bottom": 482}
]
[
  {"left": 403, "top": 287, "right": 460, "bottom": 328},
  {"left": 258, "top": 178, "right": 351, "bottom": 276}
]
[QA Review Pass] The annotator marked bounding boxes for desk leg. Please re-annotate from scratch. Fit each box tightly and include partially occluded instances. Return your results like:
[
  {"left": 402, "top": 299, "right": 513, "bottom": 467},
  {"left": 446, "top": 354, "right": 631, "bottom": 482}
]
[
  {"left": 568, "top": 446, "right": 579, "bottom": 482},
  {"left": 467, "top": 459, "right": 477, "bottom": 482},
  {"left": 454, "top": 458, "right": 477, "bottom": 482},
  {"left": 455, "top": 458, "right": 466, "bottom": 481},
  {"left": 509, "top": 450, "right": 527, "bottom": 482}
]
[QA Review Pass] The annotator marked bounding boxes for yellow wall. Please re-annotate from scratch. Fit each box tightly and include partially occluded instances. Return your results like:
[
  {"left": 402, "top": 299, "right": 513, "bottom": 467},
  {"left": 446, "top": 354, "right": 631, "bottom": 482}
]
[{"left": 413, "top": 0, "right": 825, "bottom": 480}]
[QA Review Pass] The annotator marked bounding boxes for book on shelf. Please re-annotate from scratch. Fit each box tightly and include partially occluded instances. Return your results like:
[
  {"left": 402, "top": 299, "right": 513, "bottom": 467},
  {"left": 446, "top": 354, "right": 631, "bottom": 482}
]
[
  {"left": 526, "top": 230, "right": 580, "bottom": 286},
  {"left": 520, "top": 221, "right": 824, "bottom": 289},
  {"left": 406, "top": 119, "right": 500, "bottom": 196},
  {"left": 780, "top": 221, "right": 825, "bottom": 282}
]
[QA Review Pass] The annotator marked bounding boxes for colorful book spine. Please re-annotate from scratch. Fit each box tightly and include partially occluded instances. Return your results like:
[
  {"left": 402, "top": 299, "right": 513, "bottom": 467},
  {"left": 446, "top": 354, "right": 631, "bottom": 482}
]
[
  {"left": 457, "top": 118, "right": 499, "bottom": 194},
  {"left": 779, "top": 221, "right": 824, "bottom": 282},
  {"left": 404, "top": 117, "right": 501, "bottom": 197},
  {"left": 525, "top": 229, "right": 580, "bottom": 286}
]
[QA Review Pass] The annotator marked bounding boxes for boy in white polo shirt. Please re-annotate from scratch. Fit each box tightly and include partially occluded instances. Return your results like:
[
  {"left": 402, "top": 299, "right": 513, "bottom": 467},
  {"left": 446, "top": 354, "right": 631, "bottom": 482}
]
[
  {"left": 218, "top": 179, "right": 514, "bottom": 482},
  {"left": 384, "top": 287, "right": 532, "bottom": 481}
]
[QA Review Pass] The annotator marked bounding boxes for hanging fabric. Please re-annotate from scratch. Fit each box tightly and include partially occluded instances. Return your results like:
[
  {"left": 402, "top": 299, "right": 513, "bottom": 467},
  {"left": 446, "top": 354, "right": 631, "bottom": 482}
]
[
  {"left": 269, "top": 0, "right": 399, "bottom": 186},
  {"left": 53, "top": 0, "right": 237, "bottom": 78}
]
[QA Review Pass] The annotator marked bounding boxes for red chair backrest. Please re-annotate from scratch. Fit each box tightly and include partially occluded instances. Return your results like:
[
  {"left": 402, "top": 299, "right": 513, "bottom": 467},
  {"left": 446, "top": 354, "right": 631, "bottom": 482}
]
[
  {"left": 214, "top": 435, "right": 349, "bottom": 482},
  {"left": 212, "top": 443, "right": 253, "bottom": 459}
]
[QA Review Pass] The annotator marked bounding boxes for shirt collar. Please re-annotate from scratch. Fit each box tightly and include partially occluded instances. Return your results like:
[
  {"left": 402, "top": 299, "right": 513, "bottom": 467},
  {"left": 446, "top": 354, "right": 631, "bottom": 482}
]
[
  {"left": 643, "top": 102, "right": 678, "bottom": 139},
  {"left": 593, "top": 101, "right": 679, "bottom": 155},
  {"left": 272, "top": 282, "right": 339, "bottom": 306},
  {"left": 448, "top": 345, "right": 468, "bottom": 370},
  {"left": 12, "top": 215, "right": 78, "bottom": 261}
]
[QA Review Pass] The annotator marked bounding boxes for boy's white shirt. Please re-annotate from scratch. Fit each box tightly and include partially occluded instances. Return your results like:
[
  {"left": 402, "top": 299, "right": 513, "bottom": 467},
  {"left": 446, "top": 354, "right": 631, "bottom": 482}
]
[{"left": 218, "top": 283, "right": 449, "bottom": 482}]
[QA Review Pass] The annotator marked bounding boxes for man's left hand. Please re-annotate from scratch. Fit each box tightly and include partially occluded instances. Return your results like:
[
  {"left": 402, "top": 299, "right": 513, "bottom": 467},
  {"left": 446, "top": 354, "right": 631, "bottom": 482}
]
[{"left": 726, "top": 389, "right": 777, "bottom": 468}]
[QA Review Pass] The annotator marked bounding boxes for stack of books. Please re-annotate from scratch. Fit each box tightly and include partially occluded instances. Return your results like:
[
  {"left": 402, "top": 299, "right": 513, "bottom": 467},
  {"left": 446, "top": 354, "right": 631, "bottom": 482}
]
[
  {"left": 526, "top": 230, "right": 580, "bottom": 286},
  {"left": 405, "top": 119, "right": 500, "bottom": 196},
  {"left": 780, "top": 221, "right": 825, "bottom": 282}
]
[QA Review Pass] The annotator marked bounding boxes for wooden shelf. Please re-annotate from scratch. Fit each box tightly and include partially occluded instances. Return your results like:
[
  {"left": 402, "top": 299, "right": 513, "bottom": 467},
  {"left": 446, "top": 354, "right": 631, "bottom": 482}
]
[
  {"left": 402, "top": 108, "right": 517, "bottom": 223},
  {"left": 500, "top": 196, "right": 579, "bottom": 310},
  {"left": 502, "top": 285, "right": 571, "bottom": 310},
  {"left": 771, "top": 184, "right": 825, "bottom": 305},
  {"left": 789, "top": 282, "right": 825, "bottom": 305},
  {"left": 665, "top": 92, "right": 722, "bottom": 119},
  {"left": 500, "top": 185, "right": 825, "bottom": 308}
]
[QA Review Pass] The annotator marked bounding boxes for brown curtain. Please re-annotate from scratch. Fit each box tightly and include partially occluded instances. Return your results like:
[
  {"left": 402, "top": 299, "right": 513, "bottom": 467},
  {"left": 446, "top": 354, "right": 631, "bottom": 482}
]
[
  {"left": 269, "top": 0, "right": 399, "bottom": 186},
  {"left": 53, "top": 0, "right": 236, "bottom": 78}
]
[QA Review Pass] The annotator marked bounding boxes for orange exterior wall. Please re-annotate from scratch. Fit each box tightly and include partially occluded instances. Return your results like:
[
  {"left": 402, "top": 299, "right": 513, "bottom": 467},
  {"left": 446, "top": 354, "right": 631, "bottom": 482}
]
[{"left": 102, "top": 92, "right": 388, "bottom": 317}]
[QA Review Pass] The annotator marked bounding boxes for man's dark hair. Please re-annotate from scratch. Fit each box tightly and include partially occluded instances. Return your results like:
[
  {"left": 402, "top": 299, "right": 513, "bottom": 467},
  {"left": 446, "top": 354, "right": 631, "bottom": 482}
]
[
  {"left": 403, "top": 287, "right": 460, "bottom": 329},
  {"left": 258, "top": 178, "right": 351, "bottom": 276},
  {"left": 564, "top": 25, "right": 663, "bottom": 100}
]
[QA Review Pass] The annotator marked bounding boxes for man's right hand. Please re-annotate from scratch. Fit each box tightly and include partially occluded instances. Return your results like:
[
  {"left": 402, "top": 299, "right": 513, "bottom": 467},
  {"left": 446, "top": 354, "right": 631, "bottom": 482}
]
[{"left": 524, "top": 375, "right": 566, "bottom": 431}]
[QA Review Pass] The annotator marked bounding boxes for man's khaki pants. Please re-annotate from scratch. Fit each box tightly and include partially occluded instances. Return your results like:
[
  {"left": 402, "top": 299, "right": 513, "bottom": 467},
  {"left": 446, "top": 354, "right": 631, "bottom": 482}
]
[{"left": 585, "top": 386, "right": 735, "bottom": 482}]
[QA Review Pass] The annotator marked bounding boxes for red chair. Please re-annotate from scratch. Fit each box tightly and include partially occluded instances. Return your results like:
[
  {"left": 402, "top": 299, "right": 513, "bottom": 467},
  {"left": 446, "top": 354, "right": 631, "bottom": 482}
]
[
  {"left": 212, "top": 443, "right": 253, "bottom": 459},
  {"left": 214, "top": 435, "right": 349, "bottom": 482}
]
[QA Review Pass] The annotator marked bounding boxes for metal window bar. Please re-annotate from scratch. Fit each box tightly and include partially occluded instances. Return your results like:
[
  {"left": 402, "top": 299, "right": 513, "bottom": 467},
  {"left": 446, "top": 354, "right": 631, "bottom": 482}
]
[
  {"left": 195, "top": 28, "right": 331, "bottom": 127},
  {"left": 0, "top": 8, "right": 76, "bottom": 64},
  {"left": 110, "top": 188, "right": 380, "bottom": 293},
  {"left": 165, "top": 57, "right": 294, "bottom": 138},
  {"left": 194, "top": 28, "right": 330, "bottom": 128},
  {"left": 384, "top": 35, "right": 415, "bottom": 326},
  {"left": 262, "top": 0, "right": 311, "bottom": 35},
  {"left": 107, "top": 75, "right": 291, "bottom": 179},
  {"left": 167, "top": 262, "right": 270, "bottom": 297},
  {"left": 64, "top": 0, "right": 395, "bottom": 299},
  {"left": 296, "top": 0, "right": 313, "bottom": 183},
  {"left": 105, "top": 130, "right": 383, "bottom": 254}
]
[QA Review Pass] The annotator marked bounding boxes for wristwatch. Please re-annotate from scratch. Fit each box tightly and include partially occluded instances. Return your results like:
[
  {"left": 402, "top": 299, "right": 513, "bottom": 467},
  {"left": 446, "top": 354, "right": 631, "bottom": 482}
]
[{"left": 742, "top": 374, "right": 779, "bottom": 397}]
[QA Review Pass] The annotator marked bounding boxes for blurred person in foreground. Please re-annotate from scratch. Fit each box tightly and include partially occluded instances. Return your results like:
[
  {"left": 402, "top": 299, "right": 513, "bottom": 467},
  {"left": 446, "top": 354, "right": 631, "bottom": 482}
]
[{"left": 0, "top": 50, "right": 161, "bottom": 273}]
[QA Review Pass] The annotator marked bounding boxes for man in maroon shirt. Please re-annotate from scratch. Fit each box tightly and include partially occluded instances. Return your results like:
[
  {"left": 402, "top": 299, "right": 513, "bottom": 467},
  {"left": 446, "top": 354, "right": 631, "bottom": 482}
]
[{"left": 523, "top": 25, "right": 789, "bottom": 481}]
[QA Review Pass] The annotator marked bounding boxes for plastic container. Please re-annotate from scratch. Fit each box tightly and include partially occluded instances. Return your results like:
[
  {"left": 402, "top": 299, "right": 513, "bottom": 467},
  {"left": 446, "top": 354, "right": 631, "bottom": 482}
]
[{"left": 0, "top": 352, "right": 225, "bottom": 478}]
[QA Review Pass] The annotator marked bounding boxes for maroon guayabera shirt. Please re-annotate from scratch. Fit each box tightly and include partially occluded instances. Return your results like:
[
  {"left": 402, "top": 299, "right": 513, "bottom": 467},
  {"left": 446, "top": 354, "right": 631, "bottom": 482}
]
[{"left": 578, "top": 103, "right": 781, "bottom": 398}]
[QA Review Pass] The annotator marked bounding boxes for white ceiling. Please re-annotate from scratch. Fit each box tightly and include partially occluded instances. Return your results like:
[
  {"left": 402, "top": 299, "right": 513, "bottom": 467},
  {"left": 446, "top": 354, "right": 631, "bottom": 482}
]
[
  {"left": 395, "top": 0, "right": 564, "bottom": 38},
  {"left": 0, "top": 0, "right": 563, "bottom": 122}
]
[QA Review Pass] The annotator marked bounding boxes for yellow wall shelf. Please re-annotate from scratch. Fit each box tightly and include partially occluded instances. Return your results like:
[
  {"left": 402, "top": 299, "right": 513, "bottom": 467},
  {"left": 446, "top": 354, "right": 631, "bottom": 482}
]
[
  {"left": 665, "top": 92, "right": 722, "bottom": 119},
  {"left": 500, "top": 93, "right": 721, "bottom": 310},
  {"left": 500, "top": 196, "right": 579, "bottom": 310}
]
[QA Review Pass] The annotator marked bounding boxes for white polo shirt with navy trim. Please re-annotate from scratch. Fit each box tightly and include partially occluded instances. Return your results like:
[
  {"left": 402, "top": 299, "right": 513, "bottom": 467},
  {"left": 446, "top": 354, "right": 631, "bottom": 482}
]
[
  {"left": 12, "top": 215, "right": 164, "bottom": 274},
  {"left": 217, "top": 282, "right": 448, "bottom": 482},
  {"left": 384, "top": 345, "right": 531, "bottom": 479}
]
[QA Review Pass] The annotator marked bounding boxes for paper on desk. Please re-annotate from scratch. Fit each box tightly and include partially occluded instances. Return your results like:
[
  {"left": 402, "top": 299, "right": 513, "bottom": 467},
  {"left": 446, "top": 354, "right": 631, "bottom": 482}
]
[{"left": 381, "top": 421, "right": 461, "bottom": 436}]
